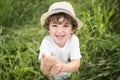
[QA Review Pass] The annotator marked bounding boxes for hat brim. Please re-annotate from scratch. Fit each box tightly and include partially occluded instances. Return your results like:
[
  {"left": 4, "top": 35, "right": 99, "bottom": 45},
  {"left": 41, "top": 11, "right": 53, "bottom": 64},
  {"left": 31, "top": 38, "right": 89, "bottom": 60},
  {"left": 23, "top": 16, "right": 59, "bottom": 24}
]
[{"left": 40, "top": 10, "right": 82, "bottom": 29}]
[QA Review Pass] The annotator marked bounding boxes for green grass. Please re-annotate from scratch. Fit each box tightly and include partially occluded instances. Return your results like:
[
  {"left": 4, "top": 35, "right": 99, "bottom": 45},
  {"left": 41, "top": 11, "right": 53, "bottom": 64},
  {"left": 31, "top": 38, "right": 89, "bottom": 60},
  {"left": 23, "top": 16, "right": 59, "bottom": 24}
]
[{"left": 0, "top": 0, "right": 120, "bottom": 80}]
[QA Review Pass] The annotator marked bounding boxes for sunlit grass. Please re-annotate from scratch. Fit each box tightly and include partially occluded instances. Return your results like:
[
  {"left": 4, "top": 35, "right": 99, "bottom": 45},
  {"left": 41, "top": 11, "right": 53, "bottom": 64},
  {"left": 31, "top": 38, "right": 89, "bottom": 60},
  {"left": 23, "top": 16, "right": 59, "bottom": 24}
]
[
  {"left": 0, "top": 0, "right": 120, "bottom": 80},
  {"left": 1, "top": 25, "right": 46, "bottom": 80}
]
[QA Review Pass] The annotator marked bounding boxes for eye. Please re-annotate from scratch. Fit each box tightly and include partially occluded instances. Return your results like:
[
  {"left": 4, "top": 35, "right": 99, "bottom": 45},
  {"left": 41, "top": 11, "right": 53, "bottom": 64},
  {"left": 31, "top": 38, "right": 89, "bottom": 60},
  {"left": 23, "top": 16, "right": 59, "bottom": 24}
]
[
  {"left": 52, "top": 24, "right": 57, "bottom": 27},
  {"left": 64, "top": 24, "right": 69, "bottom": 27}
]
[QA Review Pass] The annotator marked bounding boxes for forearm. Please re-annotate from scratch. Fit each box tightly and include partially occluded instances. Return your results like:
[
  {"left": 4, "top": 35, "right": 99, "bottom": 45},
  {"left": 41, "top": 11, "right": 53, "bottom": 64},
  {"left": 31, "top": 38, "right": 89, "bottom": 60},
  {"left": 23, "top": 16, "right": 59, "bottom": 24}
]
[
  {"left": 40, "top": 54, "right": 59, "bottom": 75},
  {"left": 62, "top": 59, "right": 80, "bottom": 72},
  {"left": 40, "top": 62, "right": 51, "bottom": 75}
]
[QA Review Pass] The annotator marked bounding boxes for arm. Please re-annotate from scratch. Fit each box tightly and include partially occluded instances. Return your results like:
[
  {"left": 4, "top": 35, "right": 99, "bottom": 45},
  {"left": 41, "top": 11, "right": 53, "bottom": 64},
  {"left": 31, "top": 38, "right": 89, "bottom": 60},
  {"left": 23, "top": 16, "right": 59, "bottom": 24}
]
[
  {"left": 40, "top": 61, "right": 51, "bottom": 75},
  {"left": 50, "top": 59, "right": 80, "bottom": 75},
  {"left": 40, "top": 54, "right": 59, "bottom": 75},
  {"left": 62, "top": 59, "right": 80, "bottom": 72}
]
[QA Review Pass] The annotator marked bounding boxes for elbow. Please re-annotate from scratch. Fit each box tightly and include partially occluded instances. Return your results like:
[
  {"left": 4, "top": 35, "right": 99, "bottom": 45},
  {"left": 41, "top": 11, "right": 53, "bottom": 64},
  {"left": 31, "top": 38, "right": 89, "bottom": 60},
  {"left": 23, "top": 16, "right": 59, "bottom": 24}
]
[
  {"left": 72, "top": 62, "right": 80, "bottom": 72},
  {"left": 73, "top": 65, "right": 80, "bottom": 72},
  {"left": 70, "top": 59, "right": 80, "bottom": 72},
  {"left": 40, "top": 66, "right": 43, "bottom": 72}
]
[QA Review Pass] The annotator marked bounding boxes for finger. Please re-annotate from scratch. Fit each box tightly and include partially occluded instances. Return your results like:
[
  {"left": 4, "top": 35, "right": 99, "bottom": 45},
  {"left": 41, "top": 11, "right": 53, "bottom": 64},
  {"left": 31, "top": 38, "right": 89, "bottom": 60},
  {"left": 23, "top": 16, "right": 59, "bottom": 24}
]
[
  {"left": 50, "top": 57, "right": 57, "bottom": 64},
  {"left": 51, "top": 64, "right": 61, "bottom": 71},
  {"left": 50, "top": 68, "right": 60, "bottom": 75},
  {"left": 50, "top": 69, "right": 57, "bottom": 75},
  {"left": 44, "top": 57, "right": 54, "bottom": 66},
  {"left": 51, "top": 57, "right": 59, "bottom": 65},
  {"left": 41, "top": 53, "right": 46, "bottom": 59}
]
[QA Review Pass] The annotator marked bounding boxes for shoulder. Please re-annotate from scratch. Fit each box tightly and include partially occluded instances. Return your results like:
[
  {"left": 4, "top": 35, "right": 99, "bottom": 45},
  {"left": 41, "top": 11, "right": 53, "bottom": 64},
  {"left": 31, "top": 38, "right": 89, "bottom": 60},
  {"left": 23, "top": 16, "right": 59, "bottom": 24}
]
[
  {"left": 70, "top": 34, "right": 79, "bottom": 42},
  {"left": 41, "top": 35, "right": 56, "bottom": 47},
  {"left": 68, "top": 34, "right": 80, "bottom": 47},
  {"left": 42, "top": 35, "right": 52, "bottom": 42}
]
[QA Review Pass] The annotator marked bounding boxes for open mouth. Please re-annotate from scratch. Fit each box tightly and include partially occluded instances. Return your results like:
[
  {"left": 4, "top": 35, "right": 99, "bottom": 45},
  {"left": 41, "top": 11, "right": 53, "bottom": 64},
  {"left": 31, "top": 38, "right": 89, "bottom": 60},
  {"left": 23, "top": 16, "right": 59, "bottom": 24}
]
[{"left": 55, "top": 35, "right": 65, "bottom": 40}]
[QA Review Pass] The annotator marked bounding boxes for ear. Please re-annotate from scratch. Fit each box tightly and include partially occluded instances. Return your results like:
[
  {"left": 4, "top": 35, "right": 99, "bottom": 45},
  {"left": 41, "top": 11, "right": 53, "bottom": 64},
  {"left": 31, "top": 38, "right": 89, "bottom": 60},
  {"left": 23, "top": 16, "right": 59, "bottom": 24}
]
[
  {"left": 48, "top": 29, "right": 50, "bottom": 33},
  {"left": 71, "top": 29, "right": 75, "bottom": 34},
  {"left": 45, "top": 26, "right": 50, "bottom": 32}
]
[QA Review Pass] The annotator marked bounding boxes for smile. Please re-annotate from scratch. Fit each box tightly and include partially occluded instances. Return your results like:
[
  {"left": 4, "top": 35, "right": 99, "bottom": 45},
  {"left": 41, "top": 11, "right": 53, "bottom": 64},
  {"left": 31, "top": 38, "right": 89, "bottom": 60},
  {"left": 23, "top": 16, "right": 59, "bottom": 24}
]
[{"left": 55, "top": 35, "right": 65, "bottom": 40}]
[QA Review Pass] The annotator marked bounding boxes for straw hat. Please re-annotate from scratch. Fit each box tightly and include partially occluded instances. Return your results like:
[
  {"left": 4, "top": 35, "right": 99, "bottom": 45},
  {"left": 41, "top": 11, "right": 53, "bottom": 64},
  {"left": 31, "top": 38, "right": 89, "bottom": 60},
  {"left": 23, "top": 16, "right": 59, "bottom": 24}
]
[{"left": 40, "top": 1, "right": 82, "bottom": 29}]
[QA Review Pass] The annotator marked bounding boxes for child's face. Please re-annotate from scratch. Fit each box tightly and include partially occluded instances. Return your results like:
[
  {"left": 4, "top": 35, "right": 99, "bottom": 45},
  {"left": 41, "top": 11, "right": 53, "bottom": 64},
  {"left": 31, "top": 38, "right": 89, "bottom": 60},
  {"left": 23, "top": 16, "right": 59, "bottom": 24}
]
[{"left": 48, "top": 17, "right": 74, "bottom": 47}]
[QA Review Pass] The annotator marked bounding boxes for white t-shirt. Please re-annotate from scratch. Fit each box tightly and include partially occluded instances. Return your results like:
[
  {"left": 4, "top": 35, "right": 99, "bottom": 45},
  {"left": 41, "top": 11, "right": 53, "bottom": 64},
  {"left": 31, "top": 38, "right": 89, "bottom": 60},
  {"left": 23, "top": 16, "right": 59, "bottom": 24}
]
[{"left": 38, "top": 34, "right": 82, "bottom": 80}]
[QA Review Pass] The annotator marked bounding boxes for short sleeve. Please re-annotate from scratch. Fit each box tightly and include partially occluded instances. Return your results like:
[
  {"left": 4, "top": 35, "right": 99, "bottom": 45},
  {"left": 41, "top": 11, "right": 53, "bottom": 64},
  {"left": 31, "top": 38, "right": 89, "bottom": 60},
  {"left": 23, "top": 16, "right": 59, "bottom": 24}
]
[
  {"left": 69, "top": 35, "right": 82, "bottom": 60},
  {"left": 38, "top": 37, "right": 51, "bottom": 60}
]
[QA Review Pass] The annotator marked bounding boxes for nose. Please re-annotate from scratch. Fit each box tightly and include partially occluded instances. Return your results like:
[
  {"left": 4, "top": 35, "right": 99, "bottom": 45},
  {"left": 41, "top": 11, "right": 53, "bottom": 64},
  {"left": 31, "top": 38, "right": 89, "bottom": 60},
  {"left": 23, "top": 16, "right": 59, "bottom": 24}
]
[{"left": 57, "top": 26, "right": 64, "bottom": 33}]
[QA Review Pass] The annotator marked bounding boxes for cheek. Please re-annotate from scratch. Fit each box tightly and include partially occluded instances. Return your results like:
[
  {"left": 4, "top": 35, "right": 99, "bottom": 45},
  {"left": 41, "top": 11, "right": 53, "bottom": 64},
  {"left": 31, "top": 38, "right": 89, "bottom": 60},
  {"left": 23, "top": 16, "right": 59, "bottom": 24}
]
[
  {"left": 65, "top": 29, "right": 74, "bottom": 34},
  {"left": 48, "top": 29, "right": 55, "bottom": 34}
]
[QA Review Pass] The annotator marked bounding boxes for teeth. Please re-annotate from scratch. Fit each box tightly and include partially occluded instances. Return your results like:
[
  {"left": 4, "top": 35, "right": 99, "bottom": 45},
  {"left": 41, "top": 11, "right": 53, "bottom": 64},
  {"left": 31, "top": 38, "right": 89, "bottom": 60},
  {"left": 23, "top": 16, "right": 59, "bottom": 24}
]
[
  {"left": 56, "top": 35, "right": 64, "bottom": 37},
  {"left": 56, "top": 35, "right": 64, "bottom": 40}
]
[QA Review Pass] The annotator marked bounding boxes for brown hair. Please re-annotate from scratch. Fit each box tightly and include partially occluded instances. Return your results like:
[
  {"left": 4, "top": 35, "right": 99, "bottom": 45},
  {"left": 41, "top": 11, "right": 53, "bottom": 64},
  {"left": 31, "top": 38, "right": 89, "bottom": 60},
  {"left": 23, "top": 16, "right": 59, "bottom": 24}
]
[{"left": 43, "top": 13, "right": 78, "bottom": 32}]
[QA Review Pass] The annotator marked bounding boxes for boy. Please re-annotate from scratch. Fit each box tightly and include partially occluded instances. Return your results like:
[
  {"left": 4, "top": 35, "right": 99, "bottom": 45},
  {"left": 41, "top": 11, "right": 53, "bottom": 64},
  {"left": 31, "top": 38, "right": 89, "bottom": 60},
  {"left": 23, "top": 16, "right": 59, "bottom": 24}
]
[{"left": 38, "top": 1, "right": 83, "bottom": 80}]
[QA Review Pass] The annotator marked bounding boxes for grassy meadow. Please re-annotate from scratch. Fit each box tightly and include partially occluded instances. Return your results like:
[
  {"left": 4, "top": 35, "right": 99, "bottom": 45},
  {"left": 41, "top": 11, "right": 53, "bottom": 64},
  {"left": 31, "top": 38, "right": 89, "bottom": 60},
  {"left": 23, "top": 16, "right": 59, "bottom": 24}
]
[{"left": 0, "top": 0, "right": 120, "bottom": 80}]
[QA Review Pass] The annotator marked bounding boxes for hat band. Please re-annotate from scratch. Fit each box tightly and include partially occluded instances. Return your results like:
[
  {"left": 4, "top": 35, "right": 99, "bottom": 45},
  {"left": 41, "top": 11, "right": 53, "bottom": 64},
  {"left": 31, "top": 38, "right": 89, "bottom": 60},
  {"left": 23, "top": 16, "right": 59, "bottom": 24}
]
[{"left": 52, "top": 8, "right": 71, "bottom": 13}]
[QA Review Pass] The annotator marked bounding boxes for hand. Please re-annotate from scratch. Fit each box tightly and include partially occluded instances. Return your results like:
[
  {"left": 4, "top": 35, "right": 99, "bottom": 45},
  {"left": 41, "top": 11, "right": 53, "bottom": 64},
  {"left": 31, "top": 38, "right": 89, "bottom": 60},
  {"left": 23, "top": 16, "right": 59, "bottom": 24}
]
[
  {"left": 50, "top": 62, "right": 63, "bottom": 75},
  {"left": 41, "top": 54, "right": 59, "bottom": 67}
]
